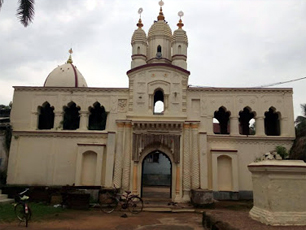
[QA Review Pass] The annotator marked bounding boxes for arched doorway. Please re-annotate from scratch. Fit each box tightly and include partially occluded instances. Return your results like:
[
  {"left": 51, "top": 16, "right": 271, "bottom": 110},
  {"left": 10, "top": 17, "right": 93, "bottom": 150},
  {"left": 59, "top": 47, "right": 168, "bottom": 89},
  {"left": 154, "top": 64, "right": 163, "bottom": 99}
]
[{"left": 141, "top": 150, "right": 172, "bottom": 198}]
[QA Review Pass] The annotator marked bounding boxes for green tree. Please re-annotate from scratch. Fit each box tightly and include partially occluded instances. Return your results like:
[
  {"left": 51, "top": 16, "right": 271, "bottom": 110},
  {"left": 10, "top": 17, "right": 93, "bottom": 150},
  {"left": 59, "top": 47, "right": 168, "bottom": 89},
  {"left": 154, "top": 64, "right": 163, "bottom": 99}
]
[
  {"left": 290, "top": 104, "right": 306, "bottom": 162},
  {"left": 0, "top": 0, "right": 35, "bottom": 27}
]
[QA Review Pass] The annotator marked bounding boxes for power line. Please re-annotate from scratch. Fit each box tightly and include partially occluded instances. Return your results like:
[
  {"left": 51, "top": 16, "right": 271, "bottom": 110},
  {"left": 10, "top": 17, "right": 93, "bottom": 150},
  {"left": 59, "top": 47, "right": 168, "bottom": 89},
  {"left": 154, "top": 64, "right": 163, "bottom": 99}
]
[{"left": 254, "top": 76, "right": 306, "bottom": 88}]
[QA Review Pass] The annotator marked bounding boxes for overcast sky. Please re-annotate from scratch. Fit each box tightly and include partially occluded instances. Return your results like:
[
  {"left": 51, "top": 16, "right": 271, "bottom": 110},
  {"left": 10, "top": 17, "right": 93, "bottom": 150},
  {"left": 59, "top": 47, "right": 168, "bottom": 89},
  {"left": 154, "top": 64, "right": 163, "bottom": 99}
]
[{"left": 0, "top": 0, "right": 305, "bottom": 118}]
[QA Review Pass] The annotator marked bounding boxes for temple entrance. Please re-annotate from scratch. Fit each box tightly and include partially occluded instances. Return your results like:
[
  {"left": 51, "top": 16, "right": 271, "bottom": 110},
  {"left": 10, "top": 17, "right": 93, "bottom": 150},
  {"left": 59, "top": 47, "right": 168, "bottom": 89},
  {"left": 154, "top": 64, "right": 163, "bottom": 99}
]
[{"left": 141, "top": 150, "right": 172, "bottom": 198}]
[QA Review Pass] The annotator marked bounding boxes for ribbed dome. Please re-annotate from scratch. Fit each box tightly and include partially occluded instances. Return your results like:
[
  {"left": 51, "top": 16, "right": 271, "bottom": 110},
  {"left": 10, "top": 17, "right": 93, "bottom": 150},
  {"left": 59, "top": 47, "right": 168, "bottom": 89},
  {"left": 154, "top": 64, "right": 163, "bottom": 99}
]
[
  {"left": 131, "top": 28, "right": 147, "bottom": 44},
  {"left": 44, "top": 62, "right": 87, "bottom": 87},
  {"left": 173, "top": 28, "right": 188, "bottom": 44},
  {"left": 148, "top": 20, "right": 172, "bottom": 39}
]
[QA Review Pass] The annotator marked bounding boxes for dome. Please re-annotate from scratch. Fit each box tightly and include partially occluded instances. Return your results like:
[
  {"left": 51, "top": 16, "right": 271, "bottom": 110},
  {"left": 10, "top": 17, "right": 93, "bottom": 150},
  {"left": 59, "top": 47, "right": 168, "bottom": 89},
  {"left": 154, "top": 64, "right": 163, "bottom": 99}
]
[
  {"left": 44, "top": 54, "right": 87, "bottom": 88},
  {"left": 131, "top": 28, "right": 147, "bottom": 44},
  {"left": 148, "top": 20, "right": 172, "bottom": 39},
  {"left": 173, "top": 28, "right": 188, "bottom": 45}
]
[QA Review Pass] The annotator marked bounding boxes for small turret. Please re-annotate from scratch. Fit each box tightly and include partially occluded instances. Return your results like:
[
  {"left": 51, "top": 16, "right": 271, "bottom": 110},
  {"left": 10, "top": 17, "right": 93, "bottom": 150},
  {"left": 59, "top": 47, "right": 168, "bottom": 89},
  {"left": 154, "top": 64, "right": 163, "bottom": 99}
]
[
  {"left": 172, "top": 11, "right": 188, "bottom": 69},
  {"left": 131, "top": 8, "right": 147, "bottom": 69}
]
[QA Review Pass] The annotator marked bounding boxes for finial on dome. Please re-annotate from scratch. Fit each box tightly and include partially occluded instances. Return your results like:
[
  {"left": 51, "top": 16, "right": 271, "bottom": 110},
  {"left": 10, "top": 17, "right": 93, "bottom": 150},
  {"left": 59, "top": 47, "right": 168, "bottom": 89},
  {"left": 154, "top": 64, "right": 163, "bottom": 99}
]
[
  {"left": 157, "top": 0, "right": 165, "bottom": 21},
  {"left": 177, "top": 11, "right": 184, "bottom": 28},
  {"left": 67, "top": 48, "right": 73, "bottom": 64},
  {"left": 137, "top": 8, "right": 144, "bottom": 28}
]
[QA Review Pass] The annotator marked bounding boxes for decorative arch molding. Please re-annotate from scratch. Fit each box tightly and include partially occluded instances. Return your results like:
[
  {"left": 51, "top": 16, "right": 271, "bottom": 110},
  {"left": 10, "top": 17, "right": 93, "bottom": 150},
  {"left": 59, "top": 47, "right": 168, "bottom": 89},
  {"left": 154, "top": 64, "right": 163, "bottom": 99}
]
[
  {"left": 138, "top": 143, "right": 175, "bottom": 164},
  {"left": 148, "top": 80, "right": 170, "bottom": 95},
  {"left": 133, "top": 133, "right": 180, "bottom": 163}
]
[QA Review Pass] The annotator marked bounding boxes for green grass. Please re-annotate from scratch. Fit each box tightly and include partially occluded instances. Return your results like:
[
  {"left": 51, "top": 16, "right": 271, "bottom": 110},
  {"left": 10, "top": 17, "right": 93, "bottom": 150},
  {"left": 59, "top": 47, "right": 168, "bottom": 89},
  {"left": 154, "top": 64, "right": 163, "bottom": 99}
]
[{"left": 0, "top": 202, "right": 69, "bottom": 223}]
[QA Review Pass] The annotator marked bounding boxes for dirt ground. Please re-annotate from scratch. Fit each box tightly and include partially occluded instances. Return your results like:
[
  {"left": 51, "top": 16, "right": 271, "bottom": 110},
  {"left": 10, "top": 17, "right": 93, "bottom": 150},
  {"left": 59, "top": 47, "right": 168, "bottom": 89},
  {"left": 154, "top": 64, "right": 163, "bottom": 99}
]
[
  {"left": 1, "top": 201, "right": 306, "bottom": 230},
  {"left": 0, "top": 210, "right": 203, "bottom": 230}
]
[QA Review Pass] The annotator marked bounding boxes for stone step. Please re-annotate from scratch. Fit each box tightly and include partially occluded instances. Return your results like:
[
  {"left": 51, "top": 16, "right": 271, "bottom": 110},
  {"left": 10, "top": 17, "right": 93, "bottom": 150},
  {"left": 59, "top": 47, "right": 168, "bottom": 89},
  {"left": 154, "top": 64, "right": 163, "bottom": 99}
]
[
  {"left": 0, "top": 194, "right": 8, "bottom": 199},
  {"left": 0, "top": 198, "right": 14, "bottom": 205}
]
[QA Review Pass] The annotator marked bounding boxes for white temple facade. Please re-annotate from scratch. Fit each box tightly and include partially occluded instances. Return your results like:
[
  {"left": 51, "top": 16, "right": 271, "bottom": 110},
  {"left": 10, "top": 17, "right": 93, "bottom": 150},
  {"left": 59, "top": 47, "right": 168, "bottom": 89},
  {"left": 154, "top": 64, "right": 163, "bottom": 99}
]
[{"left": 7, "top": 2, "right": 295, "bottom": 201}]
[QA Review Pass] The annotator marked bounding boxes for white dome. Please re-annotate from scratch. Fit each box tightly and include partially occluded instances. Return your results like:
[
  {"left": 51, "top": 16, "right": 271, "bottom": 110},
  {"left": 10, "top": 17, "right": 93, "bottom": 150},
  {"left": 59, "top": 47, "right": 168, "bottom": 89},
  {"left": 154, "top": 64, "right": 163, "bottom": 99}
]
[
  {"left": 173, "top": 28, "right": 188, "bottom": 45},
  {"left": 44, "top": 62, "right": 87, "bottom": 87},
  {"left": 131, "top": 28, "right": 147, "bottom": 44},
  {"left": 148, "top": 20, "right": 172, "bottom": 39}
]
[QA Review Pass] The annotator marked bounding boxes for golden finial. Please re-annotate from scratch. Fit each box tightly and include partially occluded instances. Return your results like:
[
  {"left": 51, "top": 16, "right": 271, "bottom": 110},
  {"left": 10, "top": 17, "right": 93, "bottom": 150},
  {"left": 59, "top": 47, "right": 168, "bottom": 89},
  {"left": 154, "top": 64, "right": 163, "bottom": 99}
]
[
  {"left": 137, "top": 8, "right": 144, "bottom": 28},
  {"left": 67, "top": 48, "right": 73, "bottom": 64},
  {"left": 177, "top": 11, "right": 184, "bottom": 28},
  {"left": 137, "top": 18, "right": 143, "bottom": 28},
  {"left": 157, "top": 0, "right": 165, "bottom": 21}
]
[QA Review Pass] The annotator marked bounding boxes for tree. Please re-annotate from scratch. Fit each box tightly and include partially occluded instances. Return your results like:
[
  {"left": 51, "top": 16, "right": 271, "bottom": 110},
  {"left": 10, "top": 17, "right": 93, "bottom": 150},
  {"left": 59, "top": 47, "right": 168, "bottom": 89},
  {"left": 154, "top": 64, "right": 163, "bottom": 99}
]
[
  {"left": 290, "top": 104, "right": 306, "bottom": 162},
  {"left": 0, "top": 0, "right": 35, "bottom": 27}
]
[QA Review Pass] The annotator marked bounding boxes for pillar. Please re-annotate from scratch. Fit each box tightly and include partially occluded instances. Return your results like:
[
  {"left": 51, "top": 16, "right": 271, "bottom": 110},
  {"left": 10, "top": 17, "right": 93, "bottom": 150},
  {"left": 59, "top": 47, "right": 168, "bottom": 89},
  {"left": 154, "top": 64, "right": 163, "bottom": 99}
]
[
  {"left": 122, "top": 121, "right": 132, "bottom": 191},
  {"left": 230, "top": 116, "right": 239, "bottom": 135},
  {"left": 54, "top": 111, "right": 63, "bottom": 129},
  {"left": 256, "top": 116, "right": 265, "bottom": 136},
  {"left": 113, "top": 122, "right": 124, "bottom": 188},
  {"left": 182, "top": 123, "right": 191, "bottom": 201},
  {"left": 191, "top": 122, "right": 200, "bottom": 189},
  {"left": 79, "top": 111, "right": 88, "bottom": 130}
]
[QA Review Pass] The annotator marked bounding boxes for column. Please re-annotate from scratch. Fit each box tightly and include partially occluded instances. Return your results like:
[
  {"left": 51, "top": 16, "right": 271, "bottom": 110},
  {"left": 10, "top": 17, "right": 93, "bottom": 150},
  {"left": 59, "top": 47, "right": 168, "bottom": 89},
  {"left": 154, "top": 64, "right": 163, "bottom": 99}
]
[
  {"left": 230, "top": 116, "right": 239, "bottom": 135},
  {"left": 182, "top": 123, "right": 191, "bottom": 201},
  {"left": 122, "top": 121, "right": 132, "bottom": 191},
  {"left": 175, "top": 165, "right": 180, "bottom": 198},
  {"left": 79, "top": 111, "right": 88, "bottom": 130},
  {"left": 191, "top": 122, "right": 200, "bottom": 189},
  {"left": 54, "top": 111, "right": 63, "bottom": 129},
  {"left": 104, "top": 132, "right": 116, "bottom": 187},
  {"left": 280, "top": 117, "right": 287, "bottom": 136},
  {"left": 113, "top": 122, "right": 124, "bottom": 188},
  {"left": 256, "top": 116, "right": 265, "bottom": 136},
  {"left": 132, "top": 163, "right": 138, "bottom": 194}
]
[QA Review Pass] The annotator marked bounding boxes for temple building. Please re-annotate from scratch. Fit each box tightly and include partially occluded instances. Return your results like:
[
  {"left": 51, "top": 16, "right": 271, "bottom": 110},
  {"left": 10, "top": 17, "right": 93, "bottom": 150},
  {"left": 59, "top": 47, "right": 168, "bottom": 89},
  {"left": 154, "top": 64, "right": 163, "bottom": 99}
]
[{"left": 7, "top": 1, "right": 295, "bottom": 201}]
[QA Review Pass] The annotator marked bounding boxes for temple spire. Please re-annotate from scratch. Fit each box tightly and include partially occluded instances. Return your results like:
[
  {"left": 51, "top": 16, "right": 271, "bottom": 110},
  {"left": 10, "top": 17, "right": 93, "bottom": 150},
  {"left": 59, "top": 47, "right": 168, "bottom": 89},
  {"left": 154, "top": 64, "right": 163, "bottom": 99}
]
[
  {"left": 157, "top": 0, "right": 165, "bottom": 21},
  {"left": 67, "top": 48, "right": 73, "bottom": 64},
  {"left": 177, "top": 11, "right": 184, "bottom": 29},
  {"left": 137, "top": 8, "right": 144, "bottom": 28}
]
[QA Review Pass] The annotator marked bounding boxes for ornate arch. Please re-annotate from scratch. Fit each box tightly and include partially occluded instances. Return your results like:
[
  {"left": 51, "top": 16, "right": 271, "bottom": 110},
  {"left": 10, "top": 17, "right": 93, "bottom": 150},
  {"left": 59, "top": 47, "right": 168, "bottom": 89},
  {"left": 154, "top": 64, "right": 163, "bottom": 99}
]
[{"left": 133, "top": 133, "right": 180, "bottom": 163}]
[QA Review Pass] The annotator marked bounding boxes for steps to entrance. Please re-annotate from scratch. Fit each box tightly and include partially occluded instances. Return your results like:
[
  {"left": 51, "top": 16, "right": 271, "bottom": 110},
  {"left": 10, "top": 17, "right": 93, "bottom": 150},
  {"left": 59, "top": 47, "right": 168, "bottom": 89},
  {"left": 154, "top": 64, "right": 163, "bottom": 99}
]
[
  {"left": 0, "top": 189, "right": 14, "bottom": 205},
  {"left": 142, "top": 198, "right": 195, "bottom": 213}
]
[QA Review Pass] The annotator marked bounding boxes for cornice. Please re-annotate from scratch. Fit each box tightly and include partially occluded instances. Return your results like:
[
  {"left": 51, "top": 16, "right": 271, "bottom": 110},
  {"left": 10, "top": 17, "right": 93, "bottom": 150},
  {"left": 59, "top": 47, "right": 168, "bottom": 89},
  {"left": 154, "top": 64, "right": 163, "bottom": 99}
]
[
  {"left": 188, "top": 87, "right": 293, "bottom": 94},
  {"left": 127, "top": 63, "right": 190, "bottom": 75},
  {"left": 13, "top": 86, "right": 129, "bottom": 93},
  {"left": 12, "top": 130, "right": 111, "bottom": 138},
  {"left": 207, "top": 134, "right": 295, "bottom": 143}
]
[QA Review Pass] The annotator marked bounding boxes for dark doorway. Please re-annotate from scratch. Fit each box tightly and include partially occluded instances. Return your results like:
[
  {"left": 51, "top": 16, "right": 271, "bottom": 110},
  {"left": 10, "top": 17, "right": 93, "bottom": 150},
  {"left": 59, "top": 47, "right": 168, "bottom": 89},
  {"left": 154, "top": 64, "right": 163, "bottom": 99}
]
[{"left": 141, "top": 151, "right": 172, "bottom": 199}]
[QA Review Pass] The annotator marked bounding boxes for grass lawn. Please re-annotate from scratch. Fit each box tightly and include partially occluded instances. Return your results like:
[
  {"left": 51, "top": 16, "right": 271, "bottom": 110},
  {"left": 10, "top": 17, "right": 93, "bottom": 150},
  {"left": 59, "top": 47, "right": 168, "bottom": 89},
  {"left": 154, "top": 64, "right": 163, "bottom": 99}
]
[{"left": 0, "top": 202, "right": 69, "bottom": 223}]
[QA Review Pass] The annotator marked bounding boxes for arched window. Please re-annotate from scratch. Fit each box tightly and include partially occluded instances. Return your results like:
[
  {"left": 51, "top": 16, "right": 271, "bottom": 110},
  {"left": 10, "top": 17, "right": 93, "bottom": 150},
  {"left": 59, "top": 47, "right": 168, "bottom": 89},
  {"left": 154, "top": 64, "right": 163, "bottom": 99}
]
[
  {"left": 239, "top": 107, "right": 255, "bottom": 135},
  {"left": 63, "top": 101, "right": 80, "bottom": 130},
  {"left": 214, "top": 107, "right": 230, "bottom": 134},
  {"left": 88, "top": 102, "right": 107, "bottom": 130},
  {"left": 153, "top": 89, "right": 164, "bottom": 114},
  {"left": 38, "top": 102, "right": 54, "bottom": 129},
  {"left": 178, "top": 45, "right": 182, "bottom": 54},
  {"left": 156, "top": 45, "right": 162, "bottom": 58},
  {"left": 137, "top": 46, "right": 140, "bottom": 54},
  {"left": 264, "top": 107, "right": 280, "bottom": 136}
]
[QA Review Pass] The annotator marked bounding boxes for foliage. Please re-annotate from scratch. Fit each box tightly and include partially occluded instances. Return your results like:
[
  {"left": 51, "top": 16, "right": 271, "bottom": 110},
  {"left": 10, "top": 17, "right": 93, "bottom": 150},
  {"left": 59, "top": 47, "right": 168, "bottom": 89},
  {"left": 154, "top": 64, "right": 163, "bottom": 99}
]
[
  {"left": 290, "top": 104, "right": 306, "bottom": 162},
  {"left": 275, "top": 146, "right": 288, "bottom": 159},
  {"left": 0, "top": 202, "right": 68, "bottom": 223},
  {"left": 0, "top": 0, "right": 35, "bottom": 27}
]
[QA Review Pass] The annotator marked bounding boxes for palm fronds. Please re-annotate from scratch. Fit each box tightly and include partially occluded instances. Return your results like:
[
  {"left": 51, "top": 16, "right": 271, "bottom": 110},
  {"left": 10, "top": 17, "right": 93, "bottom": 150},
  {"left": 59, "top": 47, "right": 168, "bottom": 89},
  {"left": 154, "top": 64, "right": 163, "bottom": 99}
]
[{"left": 17, "top": 0, "right": 35, "bottom": 27}]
